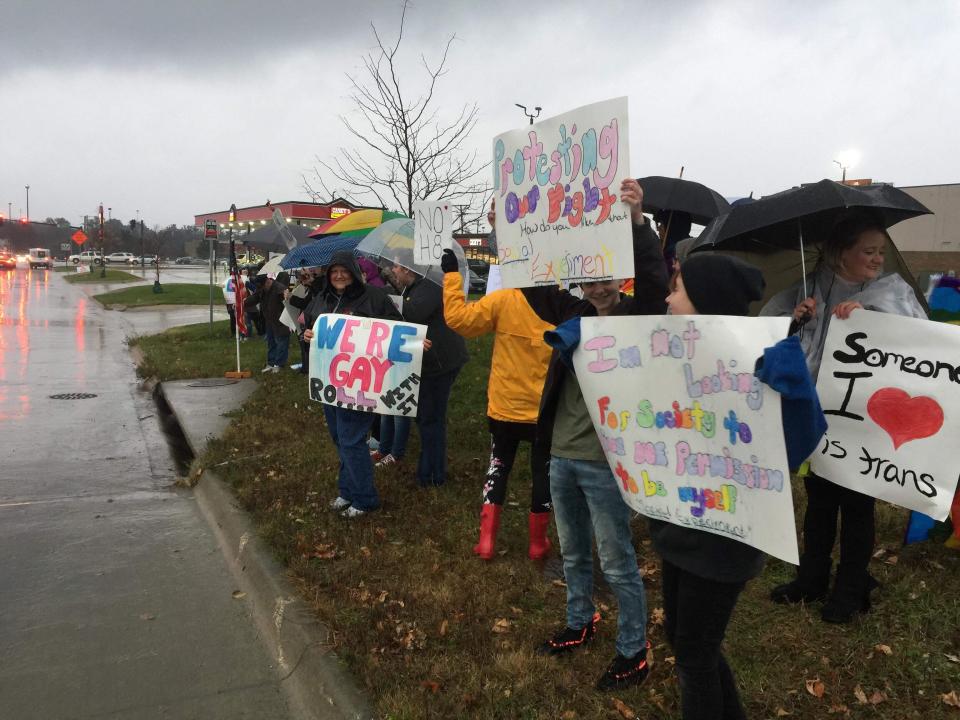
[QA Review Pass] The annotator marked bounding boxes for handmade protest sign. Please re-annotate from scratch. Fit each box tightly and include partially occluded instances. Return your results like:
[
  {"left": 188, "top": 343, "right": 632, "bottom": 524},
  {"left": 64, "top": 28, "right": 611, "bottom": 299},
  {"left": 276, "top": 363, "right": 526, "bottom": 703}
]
[
  {"left": 493, "top": 97, "right": 632, "bottom": 288},
  {"left": 812, "top": 310, "right": 960, "bottom": 519},
  {"left": 308, "top": 313, "right": 427, "bottom": 417},
  {"left": 413, "top": 201, "right": 452, "bottom": 266},
  {"left": 572, "top": 315, "right": 798, "bottom": 564}
]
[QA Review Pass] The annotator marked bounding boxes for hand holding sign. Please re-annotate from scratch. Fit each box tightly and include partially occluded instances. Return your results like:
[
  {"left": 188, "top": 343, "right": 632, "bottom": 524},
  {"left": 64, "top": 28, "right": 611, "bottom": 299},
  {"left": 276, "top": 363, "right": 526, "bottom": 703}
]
[{"left": 413, "top": 201, "right": 452, "bottom": 266}]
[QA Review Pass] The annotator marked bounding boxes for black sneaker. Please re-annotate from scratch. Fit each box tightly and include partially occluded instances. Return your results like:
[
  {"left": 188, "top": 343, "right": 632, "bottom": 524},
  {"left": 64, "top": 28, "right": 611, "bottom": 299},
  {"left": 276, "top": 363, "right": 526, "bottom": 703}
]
[
  {"left": 537, "top": 617, "right": 597, "bottom": 656},
  {"left": 596, "top": 643, "right": 651, "bottom": 692}
]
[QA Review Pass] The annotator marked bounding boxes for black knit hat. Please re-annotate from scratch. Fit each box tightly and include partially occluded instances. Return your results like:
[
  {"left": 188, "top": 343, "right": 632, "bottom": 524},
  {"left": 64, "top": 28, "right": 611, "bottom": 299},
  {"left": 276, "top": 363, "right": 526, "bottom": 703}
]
[{"left": 680, "top": 253, "right": 765, "bottom": 316}]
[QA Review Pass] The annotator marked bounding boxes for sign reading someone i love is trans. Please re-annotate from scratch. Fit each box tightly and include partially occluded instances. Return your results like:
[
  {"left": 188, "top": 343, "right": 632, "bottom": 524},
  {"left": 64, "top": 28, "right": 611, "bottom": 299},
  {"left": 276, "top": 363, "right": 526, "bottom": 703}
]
[
  {"left": 812, "top": 310, "right": 960, "bottom": 519},
  {"left": 308, "top": 313, "right": 427, "bottom": 417},
  {"left": 493, "top": 97, "right": 632, "bottom": 288},
  {"left": 572, "top": 315, "right": 798, "bottom": 564}
]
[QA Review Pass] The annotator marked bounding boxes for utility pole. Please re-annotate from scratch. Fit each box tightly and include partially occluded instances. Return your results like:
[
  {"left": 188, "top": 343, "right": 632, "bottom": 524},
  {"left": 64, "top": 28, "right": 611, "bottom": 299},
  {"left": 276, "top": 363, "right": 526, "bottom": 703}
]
[
  {"left": 25, "top": 185, "right": 29, "bottom": 221},
  {"left": 452, "top": 204, "right": 470, "bottom": 234},
  {"left": 98, "top": 204, "right": 106, "bottom": 278}
]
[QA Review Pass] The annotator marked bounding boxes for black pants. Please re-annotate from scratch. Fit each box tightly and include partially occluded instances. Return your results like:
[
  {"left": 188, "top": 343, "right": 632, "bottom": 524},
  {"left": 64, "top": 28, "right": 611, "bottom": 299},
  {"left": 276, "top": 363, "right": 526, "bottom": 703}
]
[
  {"left": 802, "top": 473, "right": 875, "bottom": 577},
  {"left": 662, "top": 560, "right": 746, "bottom": 720},
  {"left": 226, "top": 304, "right": 237, "bottom": 336},
  {"left": 482, "top": 418, "right": 551, "bottom": 513}
]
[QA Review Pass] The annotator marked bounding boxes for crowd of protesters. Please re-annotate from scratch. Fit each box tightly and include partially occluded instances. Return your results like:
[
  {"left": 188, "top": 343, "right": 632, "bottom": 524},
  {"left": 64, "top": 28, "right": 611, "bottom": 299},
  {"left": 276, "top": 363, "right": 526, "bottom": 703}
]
[{"left": 221, "top": 181, "right": 953, "bottom": 717}]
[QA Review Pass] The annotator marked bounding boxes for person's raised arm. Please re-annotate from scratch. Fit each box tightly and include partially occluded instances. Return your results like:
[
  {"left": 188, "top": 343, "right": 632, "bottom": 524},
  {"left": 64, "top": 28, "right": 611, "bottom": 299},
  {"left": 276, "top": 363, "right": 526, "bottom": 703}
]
[
  {"left": 441, "top": 249, "right": 498, "bottom": 338},
  {"left": 622, "top": 177, "right": 668, "bottom": 313}
]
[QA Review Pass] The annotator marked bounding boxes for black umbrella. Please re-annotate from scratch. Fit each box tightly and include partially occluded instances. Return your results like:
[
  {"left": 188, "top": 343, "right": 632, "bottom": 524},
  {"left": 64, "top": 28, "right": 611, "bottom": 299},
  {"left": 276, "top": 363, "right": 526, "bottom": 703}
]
[
  {"left": 689, "top": 179, "right": 932, "bottom": 301},
  {"left": 637, "top": 175, "right": 731, "bottom": 225}
]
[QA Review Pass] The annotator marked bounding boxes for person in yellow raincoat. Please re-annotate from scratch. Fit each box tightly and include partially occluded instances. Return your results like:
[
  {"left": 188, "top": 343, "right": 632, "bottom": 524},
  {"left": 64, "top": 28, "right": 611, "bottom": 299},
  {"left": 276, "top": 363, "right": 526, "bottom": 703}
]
[{"left": 441, "top": 210, "right": 555, "bottom": 560}]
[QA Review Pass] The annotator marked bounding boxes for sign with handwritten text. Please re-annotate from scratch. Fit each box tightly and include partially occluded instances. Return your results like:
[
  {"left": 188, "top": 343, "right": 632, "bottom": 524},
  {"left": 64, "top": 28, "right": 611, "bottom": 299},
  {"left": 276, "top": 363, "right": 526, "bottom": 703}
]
[
  {"left": 812, "top": 310, "right": 960, "bottom": 519},
  {"left": 573, "top": 315, "right": 798, "bottom": 564},
  {"left": 493, "top": 97, "right": 632, "bottom": 288},
  {"left": 308, "top": 313, "right": 427, "bottom": 417},
  {"left": 413, "top": 200, "right": 452, "bottom": 266}
]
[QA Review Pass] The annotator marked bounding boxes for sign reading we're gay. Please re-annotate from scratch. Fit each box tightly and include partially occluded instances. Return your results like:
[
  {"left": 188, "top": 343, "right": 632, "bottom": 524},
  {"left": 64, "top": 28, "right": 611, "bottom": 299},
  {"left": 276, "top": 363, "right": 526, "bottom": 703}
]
[
  {"left": 493, "top": 97, "right": 633, "bottom": 288},
  {"left": 573, "top": 315, "right": 799, "bottom": 564},
  {"left": 308, "top": 314, "right": 427, "bottom": 417}
]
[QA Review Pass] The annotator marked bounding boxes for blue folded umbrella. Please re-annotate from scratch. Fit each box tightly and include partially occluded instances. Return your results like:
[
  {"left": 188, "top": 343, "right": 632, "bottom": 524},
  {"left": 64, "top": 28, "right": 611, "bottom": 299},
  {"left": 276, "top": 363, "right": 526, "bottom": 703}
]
[{"left": 280, "top": 234, "right": 362, "bottom": 270}]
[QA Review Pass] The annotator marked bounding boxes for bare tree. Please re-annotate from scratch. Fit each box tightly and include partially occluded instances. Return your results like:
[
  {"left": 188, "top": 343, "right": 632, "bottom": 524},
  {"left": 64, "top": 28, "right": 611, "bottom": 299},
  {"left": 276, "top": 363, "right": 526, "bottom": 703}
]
[{"left": 304, "top": 1, "right": 488, "bottom": 220}]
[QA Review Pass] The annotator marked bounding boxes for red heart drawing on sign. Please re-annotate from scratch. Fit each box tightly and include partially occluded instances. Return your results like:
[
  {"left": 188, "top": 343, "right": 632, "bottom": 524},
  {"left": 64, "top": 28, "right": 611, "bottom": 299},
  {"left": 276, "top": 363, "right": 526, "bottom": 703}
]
[{"left": 866, "top": 387, "right": 944, "bottom": 450}]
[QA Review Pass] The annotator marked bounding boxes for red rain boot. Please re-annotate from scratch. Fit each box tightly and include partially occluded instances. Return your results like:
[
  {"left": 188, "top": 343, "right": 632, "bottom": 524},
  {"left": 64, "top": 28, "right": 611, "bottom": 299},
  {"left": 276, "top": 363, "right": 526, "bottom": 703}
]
[
  {"left": 473, "top": 504, "right": 502, "bottom": 560},
  {"left": 528, "top": 511, "right": 553, "bottom": 560}
]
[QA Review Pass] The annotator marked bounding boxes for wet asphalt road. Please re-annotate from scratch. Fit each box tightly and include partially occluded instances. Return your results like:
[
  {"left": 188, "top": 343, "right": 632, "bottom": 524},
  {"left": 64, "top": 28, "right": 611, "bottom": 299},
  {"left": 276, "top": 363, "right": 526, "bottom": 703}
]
[{"left": 0, "top": 269, "right": 292, "bottom": 719}]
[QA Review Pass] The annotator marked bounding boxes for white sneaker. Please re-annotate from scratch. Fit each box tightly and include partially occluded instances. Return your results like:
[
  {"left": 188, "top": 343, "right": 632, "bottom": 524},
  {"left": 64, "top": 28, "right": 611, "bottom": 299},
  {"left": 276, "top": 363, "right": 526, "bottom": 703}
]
[
  {"left": 376, "top": 454, "right": 399, "bottom": 467},
  {"left": 329, "top": 496, "right": 351, "bottom": 511},
  {"left": 341, "top": 506, "right": 367, "bottom": 519},
  {"left": 269, "top": 365, "right": 281, "bottom": 373},
  {"left": 261, "top": 365, "right": 273, "bottom": 373},
  {"left": 290, "top": 363, "right": 302, "bottom": 371}
]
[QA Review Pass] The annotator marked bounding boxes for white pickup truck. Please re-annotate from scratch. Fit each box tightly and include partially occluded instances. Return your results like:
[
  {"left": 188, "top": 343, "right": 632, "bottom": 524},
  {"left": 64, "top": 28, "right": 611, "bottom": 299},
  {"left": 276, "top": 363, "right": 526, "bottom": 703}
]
[{"left": 69, "top": 250, "right": 103, "bottom": 265}]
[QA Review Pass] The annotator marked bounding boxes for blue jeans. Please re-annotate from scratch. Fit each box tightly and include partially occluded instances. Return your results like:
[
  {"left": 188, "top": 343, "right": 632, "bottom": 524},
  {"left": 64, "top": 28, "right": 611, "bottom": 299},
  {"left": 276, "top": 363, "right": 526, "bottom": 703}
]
[
  {"left": 414, "top": 369, "right": 460, "bottom": 487},
  {"left": 550, "top": 455, "right": 647, "bottom": 658},
  {"left": 265, "top": 329, "right": 289, "bottom": 367},
  {"left": 323, "top": 405, "right": 379, "bottom": 511},
  {"left": 379, "top": 415, "right": 411, "bottom": 459}
]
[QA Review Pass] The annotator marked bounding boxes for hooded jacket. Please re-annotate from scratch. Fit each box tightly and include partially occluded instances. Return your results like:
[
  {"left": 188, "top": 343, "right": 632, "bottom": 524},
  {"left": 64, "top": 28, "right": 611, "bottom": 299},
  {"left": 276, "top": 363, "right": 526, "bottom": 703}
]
[
  {"left": 400, "top": 275, "right": 468, "bottom": 378},
  {"left": 302, "top": 251, "right": 402, "bottom": 330},
  {"left": 244, "top": 271, "right": 290, "bottom": 336},
  {"left": 442, "top": 274, "right": 553, "bottom": 423}
]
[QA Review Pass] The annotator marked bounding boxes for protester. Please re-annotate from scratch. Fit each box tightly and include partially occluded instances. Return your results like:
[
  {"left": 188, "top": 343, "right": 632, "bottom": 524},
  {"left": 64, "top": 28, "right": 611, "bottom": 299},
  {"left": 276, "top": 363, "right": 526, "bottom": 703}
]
[
  {"left": 525, "top": 178, "right": 667, "bottom": 691},
  {"left": 652, "top": 253, "right": 826, "bottom": 719},
  {"left": 289, "top": 267, "right": 324, "bottom": 374},
  {"left": 761, "top": 213, "right": 927, "bottom": 623},
  {"left": 391, "top": 261, "right": 468, "bottom": 487},
  {"left": 303, "top": 251, "right": 404, "bottom": 517},
  {"left": 244, "top": 271, "right": 291, "bottom": 373},
  {"left": 654, "top": 209, "right": 692, "bottom": 274},
  {"left": 440, "top": 220, "right": 555, "bottom": 561},
  {"left": 222, "top": 273, "right": 241, "bottom": 338},
  {"left": 243, "top": 269, "right": 266, "bottom": 337}
]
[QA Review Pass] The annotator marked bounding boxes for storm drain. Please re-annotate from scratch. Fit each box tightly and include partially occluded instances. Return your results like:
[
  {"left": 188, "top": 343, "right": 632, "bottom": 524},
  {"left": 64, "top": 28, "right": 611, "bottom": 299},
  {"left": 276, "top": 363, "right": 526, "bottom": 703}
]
[{"left": 49, "top": 393, "right": 99, "bottom": 400}]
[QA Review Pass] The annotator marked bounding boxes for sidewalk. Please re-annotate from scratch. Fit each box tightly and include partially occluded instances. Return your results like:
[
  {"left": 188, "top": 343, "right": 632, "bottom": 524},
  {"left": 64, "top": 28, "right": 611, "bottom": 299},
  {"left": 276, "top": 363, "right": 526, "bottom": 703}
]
[{"left": 158, "top": 379, "right": 372, "bottom": 720}]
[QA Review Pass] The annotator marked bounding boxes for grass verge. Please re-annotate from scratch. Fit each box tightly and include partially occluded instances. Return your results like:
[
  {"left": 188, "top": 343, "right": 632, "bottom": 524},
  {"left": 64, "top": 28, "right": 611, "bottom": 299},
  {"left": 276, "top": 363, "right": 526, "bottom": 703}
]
[
  {"left": 63, "top": 268, "right": 140, "bottom": 284},
  {"left": 130, "top": 320, "right": 267, "bottom": 380},
  {"left": 137, "top": 324, "right": 960, "bottom": 719},
  {"left": 94, "top": 282, "right": 218, "bottom": 307}
]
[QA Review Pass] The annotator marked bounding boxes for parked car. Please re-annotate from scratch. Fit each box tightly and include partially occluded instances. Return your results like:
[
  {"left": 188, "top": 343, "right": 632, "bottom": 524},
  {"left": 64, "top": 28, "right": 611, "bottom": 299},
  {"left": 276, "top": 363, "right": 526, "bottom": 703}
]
[
  {"left": 69, "top": 250, "right": 103, "bottom": 265},
  {"left": 104, "top": 252, "right": 137, "bottom": 264},
  {"left": 130, "top": 255, "right": 159, "bottom": 265},
  {"left": 467, "top": 269, "right": 487, "bottom": 294}
]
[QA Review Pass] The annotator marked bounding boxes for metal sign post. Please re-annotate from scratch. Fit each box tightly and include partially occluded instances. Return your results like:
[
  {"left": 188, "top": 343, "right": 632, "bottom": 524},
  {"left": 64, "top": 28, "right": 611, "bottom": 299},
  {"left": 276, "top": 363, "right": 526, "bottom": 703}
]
[{"left": 205, "top": 218, "right": 218, "bottom": 335}]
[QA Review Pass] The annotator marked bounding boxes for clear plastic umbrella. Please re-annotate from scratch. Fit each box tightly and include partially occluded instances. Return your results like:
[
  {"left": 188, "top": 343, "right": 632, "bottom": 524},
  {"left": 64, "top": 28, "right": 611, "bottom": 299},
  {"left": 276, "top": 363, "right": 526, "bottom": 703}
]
[{"left": 356, "top": 218, "right": 468, "bottom": 293}]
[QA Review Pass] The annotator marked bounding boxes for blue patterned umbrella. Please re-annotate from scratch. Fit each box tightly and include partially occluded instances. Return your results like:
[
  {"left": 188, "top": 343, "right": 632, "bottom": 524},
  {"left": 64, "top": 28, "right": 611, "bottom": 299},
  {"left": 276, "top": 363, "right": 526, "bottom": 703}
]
[{"left": 279, "top": 234, "right": 362, "bottom": 270}]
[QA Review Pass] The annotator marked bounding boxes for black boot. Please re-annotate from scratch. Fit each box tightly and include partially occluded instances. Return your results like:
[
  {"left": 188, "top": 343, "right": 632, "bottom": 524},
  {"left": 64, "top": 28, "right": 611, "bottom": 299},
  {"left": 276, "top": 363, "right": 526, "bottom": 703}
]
[
  {"left": 821, "top": 569, "right": 879, "bottom": 624},
  {"left": 770, "top": 555, "right": 831, "bottom": 604}
]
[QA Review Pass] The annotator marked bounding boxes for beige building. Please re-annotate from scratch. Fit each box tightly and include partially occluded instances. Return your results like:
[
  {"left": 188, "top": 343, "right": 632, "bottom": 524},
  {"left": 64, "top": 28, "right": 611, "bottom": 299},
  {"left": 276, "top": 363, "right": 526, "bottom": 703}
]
[{"left": 888, "top": 183, "right": 960, "bottom": 275}]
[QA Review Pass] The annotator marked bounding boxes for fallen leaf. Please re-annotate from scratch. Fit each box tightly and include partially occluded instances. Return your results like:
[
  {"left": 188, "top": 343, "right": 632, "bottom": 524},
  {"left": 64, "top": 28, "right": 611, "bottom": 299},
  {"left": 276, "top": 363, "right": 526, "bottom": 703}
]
[
  {"left": 942, "top": 690, "right": 960, "bottom": 708},
  {"left": 139, "top": 613, "right": 156, "bottom": 621},
  {"left": 374, "top": 527, "right": 387, "bottom": 539},
  {"left": 420, "top": 680, "right": 439, "bottom": 694},
  {"left": 650, "top": 607, "right": 665, "bottom": 626},
  {"left": 560, "top": 712, "right": 576, "bottom": 720},
  {"left": 884, "top": 555, "right": 899, "bottom": 565},
  {"left": 872, "top": 547, "right": 887, "bottom": 559},
  {"left": 611, "top": 697, "right": 636, "bottom": 719},
  {"left": 775, "top": 709, "right": 791, "bottom": 717},
  {"left": 510, "top": 606, "right": 524, "bottom": 616},
  {"left": 869, "top": 690, "right": 887, "bottom": 705},
  {"left": 875, "top": 643, "right": 893, "bottom": 656},
  {"left": 551, "top": 579, "right": 567, "bottom": 588},
  {"left": 491, "top": 618, "right": 512, "bottom": 633},
  {"left": 359, "top": 546, "right": 371, "bottom": 558},
  {"left": 944, "top": 653, "right": 960, "bottom": 664},
  {"left": 439, "top": 620, "right": 449, "bottom": 636},
  {"left": 853, "top": 685, "right": 868, "bottom": 704},
  {"left": 231, "top": 590, "right": 247, "bottom": 600},
  {"left": 312, "top": 543, "right": 337, "bottom": 560},
  {"left": 805, "top": 678, "right": 826, "bottom": 698},
  {"left": 827, "top": 703, "right": 850, "bottom": 715}
]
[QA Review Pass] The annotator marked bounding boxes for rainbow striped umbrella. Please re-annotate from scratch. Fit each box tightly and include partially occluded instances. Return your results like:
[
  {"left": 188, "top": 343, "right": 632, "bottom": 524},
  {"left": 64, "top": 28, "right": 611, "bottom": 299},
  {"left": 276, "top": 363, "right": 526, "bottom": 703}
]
[{"left": 307, "top": 209, "right": 408, "bottom": 239}]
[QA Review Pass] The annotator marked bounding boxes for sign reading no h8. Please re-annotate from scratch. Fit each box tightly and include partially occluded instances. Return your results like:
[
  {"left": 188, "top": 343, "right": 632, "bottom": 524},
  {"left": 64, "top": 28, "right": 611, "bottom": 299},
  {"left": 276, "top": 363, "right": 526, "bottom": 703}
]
[{"left": 413, "top": 201, "right": 451, "bottom": 265}]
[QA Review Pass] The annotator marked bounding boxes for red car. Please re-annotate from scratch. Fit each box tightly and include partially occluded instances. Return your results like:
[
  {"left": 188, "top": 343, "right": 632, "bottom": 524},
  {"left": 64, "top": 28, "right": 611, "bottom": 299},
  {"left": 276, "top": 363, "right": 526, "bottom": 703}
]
[{"left": 0, "top": 252, "right": 17, "bottom": 270}]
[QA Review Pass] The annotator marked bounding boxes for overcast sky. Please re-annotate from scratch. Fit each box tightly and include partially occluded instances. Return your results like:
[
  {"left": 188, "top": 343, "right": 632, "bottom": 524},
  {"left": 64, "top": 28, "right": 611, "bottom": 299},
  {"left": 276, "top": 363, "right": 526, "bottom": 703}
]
[{"left": 1, "top": 0, "right": 957, "bottom": 228}]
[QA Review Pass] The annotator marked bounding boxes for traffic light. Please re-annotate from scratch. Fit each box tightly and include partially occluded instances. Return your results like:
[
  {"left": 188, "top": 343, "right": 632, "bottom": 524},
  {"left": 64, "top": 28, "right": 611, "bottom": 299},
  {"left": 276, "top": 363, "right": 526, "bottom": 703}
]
[
  {"left": 228, "top": 203, "right": 237, "bottom": 223},
  {"left": 129, "top": 219, "right": 137, "bottom": 231}
]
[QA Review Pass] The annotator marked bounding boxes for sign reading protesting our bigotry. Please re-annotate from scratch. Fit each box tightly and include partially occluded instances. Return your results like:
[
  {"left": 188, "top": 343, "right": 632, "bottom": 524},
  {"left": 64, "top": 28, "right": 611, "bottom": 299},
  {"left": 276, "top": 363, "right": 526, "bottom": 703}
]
[
  {"left": 572, "top": 315, "right": 799, "bottom": 564},
  {"left": 308, "top": 313, "right": 427, "bottom": 417},
  {"left": 493, "top": 97, "right": 632, "bottom": 288},
  {"left": 812, "top": 310, "right": 960, "bottom": 519}
]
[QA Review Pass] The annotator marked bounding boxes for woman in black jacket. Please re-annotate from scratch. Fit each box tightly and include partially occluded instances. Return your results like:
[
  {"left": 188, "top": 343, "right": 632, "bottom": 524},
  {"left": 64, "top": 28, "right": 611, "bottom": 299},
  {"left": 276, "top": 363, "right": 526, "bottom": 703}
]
[{"left": 303, "top": 252, "right": 402, "bottom": 517}]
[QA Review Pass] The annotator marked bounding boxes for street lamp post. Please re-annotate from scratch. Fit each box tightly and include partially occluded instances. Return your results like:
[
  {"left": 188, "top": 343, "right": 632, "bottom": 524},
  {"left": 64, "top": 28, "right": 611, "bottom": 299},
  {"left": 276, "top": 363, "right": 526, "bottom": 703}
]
[
  {"left": 833, "top": 159, "right": 847, "bottom": 183},
  {"left": 515, "top": 103, "right": 542, "bottom": 125},
  {"left": 25, "top": 185, "right": 29, "bottom": 221}
]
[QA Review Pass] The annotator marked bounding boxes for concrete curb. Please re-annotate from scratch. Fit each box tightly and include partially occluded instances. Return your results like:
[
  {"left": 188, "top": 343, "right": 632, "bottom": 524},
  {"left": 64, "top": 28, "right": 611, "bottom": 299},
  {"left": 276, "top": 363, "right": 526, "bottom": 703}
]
[{"left": 157, "top": 384, "right": 374, "bottom": 720}]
